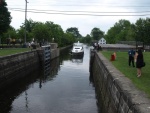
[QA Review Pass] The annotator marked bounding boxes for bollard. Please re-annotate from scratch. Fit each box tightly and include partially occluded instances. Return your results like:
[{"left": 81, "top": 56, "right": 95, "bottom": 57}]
[{"left": 110, "top": 54, "right": 115, "bottom": 61}]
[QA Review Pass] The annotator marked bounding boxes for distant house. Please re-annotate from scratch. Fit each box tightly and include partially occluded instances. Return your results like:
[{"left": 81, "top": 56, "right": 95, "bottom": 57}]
[{"left": 98, "top": 37, "right": 106, "bottom": 44}]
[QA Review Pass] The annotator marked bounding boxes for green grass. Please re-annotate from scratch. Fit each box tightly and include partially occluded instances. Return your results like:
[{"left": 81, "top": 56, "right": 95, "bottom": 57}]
[
  {"left": 101, "top": 51, "right": 150, "bottom": 97},
  {"left": 0, "top": 48, "right": 31, "bottom": 56}
]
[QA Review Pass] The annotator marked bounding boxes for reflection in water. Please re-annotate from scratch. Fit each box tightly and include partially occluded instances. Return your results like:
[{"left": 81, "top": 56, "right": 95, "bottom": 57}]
[
  {"left": 59, "top": 48, "right": 72, "bottom": 65},
  {"left": 71, "top": 55, "right": 84, "bottom": 63},
  {"left": 41, "top": 58, "right": 60, "bottom": 81},
  {"left": 0, "top": 57, "right": 60, "bottom": 113},
  {"left": 0, "top": 45, "right": 101, "bottom": 113},
  {"left": 39, "top": 58, "right": 60, "bottom": 88},
  {"left": 25, "top": 90, "right": 29, "bottom": 112},
  {"left": 0, "top": 68, "right": 40, "bottom": 113}
]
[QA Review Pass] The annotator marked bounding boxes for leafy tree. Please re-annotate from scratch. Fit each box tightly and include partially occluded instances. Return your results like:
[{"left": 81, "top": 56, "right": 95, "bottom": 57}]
[
  {"left": 66, "top": 27, "right": 81, "bottom": 38},
  {"left": 0, "top": 0, "right": 11, "bottom": 34},
  {"left": 114, "top": 19, "right": 131, "bottom": 41},
  {"left": 61, "top": 33, "right": 75, "bottom": 47},
  {"left": 3, "top": 26, "right": 16, "bottom": 38},
  {"left": 2, "top": 26, "right": 17, "bottom": 44},
  {"left": 134, "top": 18, "right": 150, "bottom": 44},
  {"left": 90, "top": 27, "right": 104, "bottom": 41},
  {"left": 25, "top": 19, "right": 37, "bottom": 33},
  {"left": 105, "top": 19, "right": 134, "bottom": 43},
  {"left": 17, "top": 28, "right": 26, "bottom": 42},
  {"left": 19, "top": 20, "right": 76, "bottom": 47},
  {"left": 0, "top": 0, "right": 11, "bottom": 44},
  {"left": 143, "top": 18, "right": 150, "bottom": 44},
  {"left": 105, "top": 27, "right": 117, "bottom": 44},
  {"left": 19, "top": 19, "right": 37, "bottom": 42},
  {"left": 32, "top": 22, "right": 50, "bottom": 42},
  {"left": 45, "top": 21, "right": 64, "bottom": 45},
  {"left": 81, "top": 34, "right": 92, "bottom": 44}
]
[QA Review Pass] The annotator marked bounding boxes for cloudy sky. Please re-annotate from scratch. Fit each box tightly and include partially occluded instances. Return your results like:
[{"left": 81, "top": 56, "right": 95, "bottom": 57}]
[{"left": 6, "top": 0, "right": 150, "bottom": 36}]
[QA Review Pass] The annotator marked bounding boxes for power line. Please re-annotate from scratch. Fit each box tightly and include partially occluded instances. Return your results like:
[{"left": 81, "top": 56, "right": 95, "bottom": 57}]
[
  {"left": 8, "top": 8, "right": 150, "bottom": 17},
  {"left": 8, "top": 9, "right": 150, "bottom": 16},
  {"left": 8, "top": 8, "right": 150, "bottom": 14},
  {"left": 8, "top": 4, "right": 150, "bottom": 8},
  {"left": 7, "top": 0, "right": 150, "bottom": 7},
  {"left": 7, "top": 1, "right": 150, "bottom": 7}
]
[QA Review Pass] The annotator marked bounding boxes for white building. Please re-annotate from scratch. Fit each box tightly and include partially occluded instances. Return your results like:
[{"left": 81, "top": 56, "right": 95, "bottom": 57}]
[{"left": 98, "top": 37, "right": 106, "bottom": 44}]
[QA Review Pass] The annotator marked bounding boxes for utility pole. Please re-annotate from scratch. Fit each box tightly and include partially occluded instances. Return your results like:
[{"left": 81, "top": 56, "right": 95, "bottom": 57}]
[{"left": 24, "top": 0, "right": 28, "bottom": 46}]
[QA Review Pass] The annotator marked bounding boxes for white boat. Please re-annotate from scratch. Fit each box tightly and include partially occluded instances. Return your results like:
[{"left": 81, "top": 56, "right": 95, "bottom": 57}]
[{"left": 71, "top": 41, "right": 84, "bottom": 55}]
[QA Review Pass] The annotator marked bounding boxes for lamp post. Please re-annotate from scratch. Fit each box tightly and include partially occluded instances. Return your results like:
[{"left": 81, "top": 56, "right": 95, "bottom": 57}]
[{"left": 24, "top": 0, "right": 28, "bottom": 46}]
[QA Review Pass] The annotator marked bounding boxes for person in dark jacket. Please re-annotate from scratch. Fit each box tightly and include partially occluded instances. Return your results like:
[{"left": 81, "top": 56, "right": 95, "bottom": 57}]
[
  {"left": 128, "top": 48, "right": 135, "bottom": 67},
  {"left": 136, "top": 49, "right": 144, "bottom": 77}
]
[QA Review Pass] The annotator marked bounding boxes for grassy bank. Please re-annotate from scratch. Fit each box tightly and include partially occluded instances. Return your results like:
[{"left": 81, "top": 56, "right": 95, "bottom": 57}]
[
  {"left": 0, "top": 48, "right": 31, "bottom": 56},
  {"left": 101, "top": 51, "right": 150, "bottom": 97}
]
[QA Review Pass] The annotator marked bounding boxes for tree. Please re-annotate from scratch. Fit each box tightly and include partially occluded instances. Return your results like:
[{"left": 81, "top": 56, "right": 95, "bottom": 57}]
[
  {"left": 114, "top": 19, "right": 131, "bottom": 41},
  {"left": 19, "top": 19, "right": 37, "bottom": 42},
  {"left": 19, "top": 20, "right": 76, "bottom": 47},
  {"left": 0, "top": 0, "right": 11, "bottom": 44},
  {"left": 81, "top": 34, "right": 92, "bottom": 44},
  {"left": 45, "top": 21, "right": 64, "bottom": 45},
  {"left": 143, "top": 18, "right": 150, "bottom": 44},
  {"left": 32, "top": 22, "right": 50, "bottom": 43},
  {"left": 105, "top": 19, "right": 134, "bottom": 43},
  {"left": 90, "top": 27, "right": 104, "bottom": 41},
  {"left": 105, "top": 27, "right": 117, "bottom": 44},
  {"left": 134, "top": 18, "right": 150, "bottom": 44},
  {"left": 0, "top": 0, "right": 11, "bottom": 35},
  {"left": 25, "top": 19, "right": 37, "bottom": 33},
  {"left": 66, "top": 27, "right": 81, "bottom": 38},
  {"left": 17, "top": 28, "right": 26, "bottom": 42},
  {"left": 3, "top": 26, "right": 17, "bottom": 38},
  {"left": 61, "top": 33, "right": 75, "bottom": 47},
  {"left": 2, "top": 26, "right": 18, "bottom": 44}
]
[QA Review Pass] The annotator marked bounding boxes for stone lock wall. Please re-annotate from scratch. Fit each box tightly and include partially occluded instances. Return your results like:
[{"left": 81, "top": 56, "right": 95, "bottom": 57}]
[
  {"left": 0, "top": 50, "right": 40, "bottom": 89},
  {"left": 90, "top": 50, "right": 150, "bottom": 113},
  {"left": 51, "top": 48, "right": 59, "bottom": 60},
  {"left": 0, "top": 44, "right": 60, "bottom": 90}
]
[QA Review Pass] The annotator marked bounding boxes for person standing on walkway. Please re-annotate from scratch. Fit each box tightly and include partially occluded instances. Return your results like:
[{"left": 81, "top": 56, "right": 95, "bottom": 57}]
[
  {"left": 136, "top": 49, "right": 144, "bottom": 77},
  {"left": 128, "top": 48, "right": 135, "bottom": 67}
]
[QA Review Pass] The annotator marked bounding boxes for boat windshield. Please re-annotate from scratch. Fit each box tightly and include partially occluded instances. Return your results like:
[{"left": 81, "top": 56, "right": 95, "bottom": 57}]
[{"left": 73, "top": 43, "right": 83, "bottom": 46}]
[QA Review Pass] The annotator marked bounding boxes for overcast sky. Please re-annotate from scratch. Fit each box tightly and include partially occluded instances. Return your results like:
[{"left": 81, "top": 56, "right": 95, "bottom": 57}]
[{"left": 6, "top": 0, "right": 150, "bottom": 36}]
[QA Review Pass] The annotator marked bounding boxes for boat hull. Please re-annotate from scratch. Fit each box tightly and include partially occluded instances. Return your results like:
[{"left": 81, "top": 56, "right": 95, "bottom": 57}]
[{"left": 71, "top": 51, "right": 84, "bottom": 56}]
